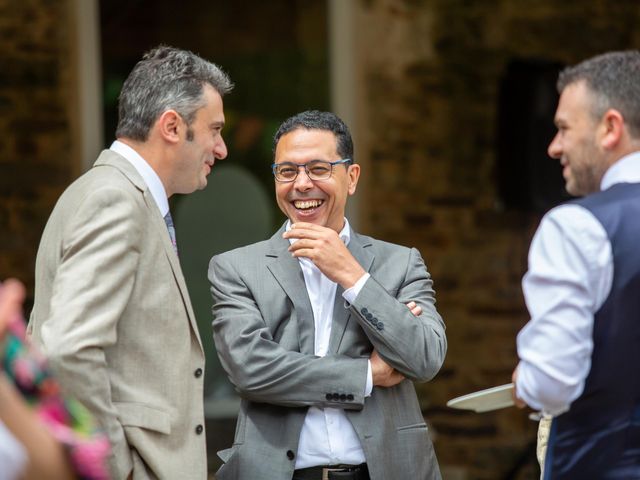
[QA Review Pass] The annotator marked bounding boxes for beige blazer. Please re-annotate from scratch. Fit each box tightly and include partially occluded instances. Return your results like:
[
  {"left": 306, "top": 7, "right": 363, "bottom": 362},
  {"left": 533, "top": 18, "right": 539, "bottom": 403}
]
[{"left": 28, "top": 150, "right": 207, "bottom": 479}]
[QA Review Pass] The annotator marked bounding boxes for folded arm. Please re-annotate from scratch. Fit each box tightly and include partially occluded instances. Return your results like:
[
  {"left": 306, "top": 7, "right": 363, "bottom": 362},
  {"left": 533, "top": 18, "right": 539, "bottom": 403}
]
[
  {"left": 347, "top": 247, "right": 447, "bottom": 382},
  {"left": 209, "top": 253, "right": 368, "bottom": 409},
  {"left": 285, "top": 223, "right": 446, "bottom": 383}
]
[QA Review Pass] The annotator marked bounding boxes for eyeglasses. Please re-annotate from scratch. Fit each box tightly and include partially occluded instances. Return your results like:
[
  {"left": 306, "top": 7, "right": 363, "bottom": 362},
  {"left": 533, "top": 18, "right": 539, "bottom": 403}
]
[{"left": 271, "top": 158, "right": 353, "bottom": 182}]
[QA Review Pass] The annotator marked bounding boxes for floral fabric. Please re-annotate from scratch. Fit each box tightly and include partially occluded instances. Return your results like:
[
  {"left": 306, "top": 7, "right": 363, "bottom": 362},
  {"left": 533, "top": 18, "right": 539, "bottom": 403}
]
[{"left": 1, "top": 317, "right": 111, "bottom": 480}]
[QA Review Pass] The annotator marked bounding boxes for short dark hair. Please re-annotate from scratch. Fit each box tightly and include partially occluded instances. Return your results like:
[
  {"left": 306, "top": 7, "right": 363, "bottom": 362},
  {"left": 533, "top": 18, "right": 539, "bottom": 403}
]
[
  {"left": 116, "top": 45, "right": 233, "bottom": 142},
  {"left": 273, "top": 110, "right": 354, "bottom": 161},
  {"left": 558, "top": 50, "right": 640, "bottom": 137}
]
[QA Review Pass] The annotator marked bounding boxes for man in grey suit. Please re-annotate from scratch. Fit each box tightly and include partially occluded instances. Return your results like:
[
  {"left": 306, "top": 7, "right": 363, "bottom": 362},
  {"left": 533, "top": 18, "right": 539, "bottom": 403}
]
[
  {"left": 209, "top": 110, "right": 447, "bottom": 480},
  {"left": 28, "top": 46, "right": 232, "bottom": 479}
]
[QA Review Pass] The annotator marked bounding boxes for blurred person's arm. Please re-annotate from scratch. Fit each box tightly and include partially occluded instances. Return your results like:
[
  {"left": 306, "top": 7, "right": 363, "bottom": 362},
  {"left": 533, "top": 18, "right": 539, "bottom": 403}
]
[
  {"left": 0, "top": 279, "right": 75, "bottom": 480},
  {"left": 0, "top": 374, "right": 75, "bottom": 480}
]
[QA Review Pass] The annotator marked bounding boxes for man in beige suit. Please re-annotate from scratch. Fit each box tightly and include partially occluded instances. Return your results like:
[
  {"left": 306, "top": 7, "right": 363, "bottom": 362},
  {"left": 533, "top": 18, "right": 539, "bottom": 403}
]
[{"left": 28, "top": 46, "right": 232, "bottom": 479}]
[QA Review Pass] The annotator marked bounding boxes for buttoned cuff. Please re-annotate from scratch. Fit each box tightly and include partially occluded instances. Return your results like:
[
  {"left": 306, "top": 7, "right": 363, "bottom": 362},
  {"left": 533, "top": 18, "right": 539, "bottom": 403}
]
[{"left": 342, "top": 273, "right": 370, "bottom": 305}]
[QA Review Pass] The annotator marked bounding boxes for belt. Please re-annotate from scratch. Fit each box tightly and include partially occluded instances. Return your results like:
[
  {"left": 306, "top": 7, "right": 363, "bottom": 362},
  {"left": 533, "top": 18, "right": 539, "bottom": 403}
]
[{"left": 293, "top": 463, "right": 369, "bottom": 480}]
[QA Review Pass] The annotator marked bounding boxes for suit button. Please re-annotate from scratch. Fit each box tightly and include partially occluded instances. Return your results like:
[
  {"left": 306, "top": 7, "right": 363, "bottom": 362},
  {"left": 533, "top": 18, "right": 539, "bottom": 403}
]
[
  {"left": 326, "top": 393, "right": 333, "bottom": 400},
  {"left": 339, "top": 394, "right": 347, "bottom": 401},
  {"left": 365, "top": 313, "right": 373, "bottom": 321},
  {"left": 195, "top": 424, "right": 203, "bottom": 435},
  {"left": 332, "top": 393, "right": 340, "bottom": 400},
  {"left": 347, "top": 394, "right": 354, "bottom": 401},
  {"left": 287, "top": 450, "right": 295, "bottom": 460},
  {"left": 361, "top": 308, "right": 369, "bottom": 315},
  {"left": 194, "top": 368, "right": 203, "bottom": 378},
  {"left": 377, "top": 322, "right": 384, "bottom": 330}
]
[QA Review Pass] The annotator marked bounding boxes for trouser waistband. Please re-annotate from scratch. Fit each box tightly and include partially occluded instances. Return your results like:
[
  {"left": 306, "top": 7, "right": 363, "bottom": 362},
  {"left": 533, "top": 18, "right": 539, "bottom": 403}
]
[{"left": 293, "top": 463, "right": 369, "bottom": 480}]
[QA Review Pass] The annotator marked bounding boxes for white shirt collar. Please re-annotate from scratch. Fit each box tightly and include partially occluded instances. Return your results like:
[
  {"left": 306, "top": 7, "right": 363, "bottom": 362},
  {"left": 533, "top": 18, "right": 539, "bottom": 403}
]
[
  {"left": 600, "top": 150, "right": 640, "bottom": 191},
  {"left": 110, "top": 140, "right": 170, "bottom": 216},
  {"left": 285, "top": 218, "right": 351, "bottom": 246}
]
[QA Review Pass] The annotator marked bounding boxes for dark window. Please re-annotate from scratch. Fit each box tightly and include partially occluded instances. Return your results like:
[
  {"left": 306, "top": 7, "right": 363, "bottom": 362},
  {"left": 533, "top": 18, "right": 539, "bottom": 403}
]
[{"left": 497, "top": 59, "right": 570, "bottom": 212}]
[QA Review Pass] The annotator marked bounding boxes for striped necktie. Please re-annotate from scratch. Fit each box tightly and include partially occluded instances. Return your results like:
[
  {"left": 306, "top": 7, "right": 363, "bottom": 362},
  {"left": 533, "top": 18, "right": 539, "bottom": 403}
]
[{"left": 163, "top": 211, "right": 178, "bottom": 254}]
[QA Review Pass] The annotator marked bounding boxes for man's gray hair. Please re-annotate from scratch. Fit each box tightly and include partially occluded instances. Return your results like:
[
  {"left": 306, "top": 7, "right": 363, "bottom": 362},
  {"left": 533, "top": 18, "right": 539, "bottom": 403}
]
[
  {"left": 558, "top": 50, "right": 640, "bottom": 137},
  {"left": 116, "top": 45, "right": 233, "bottom": 141}
]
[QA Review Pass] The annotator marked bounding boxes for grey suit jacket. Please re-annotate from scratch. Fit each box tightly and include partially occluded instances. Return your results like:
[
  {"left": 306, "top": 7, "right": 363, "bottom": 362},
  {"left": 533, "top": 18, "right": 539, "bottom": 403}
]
[
  {"left": 28, "top": 150, "right": 207, "bottom": 480},
  {"left": 209, "top": 224, "right": 447, "bottom": 480}
]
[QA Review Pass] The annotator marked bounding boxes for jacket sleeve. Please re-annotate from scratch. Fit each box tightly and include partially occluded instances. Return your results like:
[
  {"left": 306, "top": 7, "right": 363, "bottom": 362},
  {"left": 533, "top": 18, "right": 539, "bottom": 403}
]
[
  {"left": 348, "top": 247, "right": 447, "bottom": 382},
  {"left": 39, "top": 186, "right": 141, "bottom": 479},
  {"left": 209, "top": 253, "right": 369, "bottom": 409}
]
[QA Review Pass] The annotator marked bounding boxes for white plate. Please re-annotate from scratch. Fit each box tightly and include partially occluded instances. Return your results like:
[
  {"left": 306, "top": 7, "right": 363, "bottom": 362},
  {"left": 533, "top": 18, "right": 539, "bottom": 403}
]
[{"left": 446, "top": 383, "right": 514, "bottom": 412}]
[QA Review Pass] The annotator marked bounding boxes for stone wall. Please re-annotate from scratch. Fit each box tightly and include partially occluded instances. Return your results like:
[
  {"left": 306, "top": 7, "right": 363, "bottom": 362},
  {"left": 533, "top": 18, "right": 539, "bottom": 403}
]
[
  {"left": 0, "top": 0, "right": 76, "bottom": 303},
  {"left": 352, "top": 0, "right": 640, "bottom": 478}
]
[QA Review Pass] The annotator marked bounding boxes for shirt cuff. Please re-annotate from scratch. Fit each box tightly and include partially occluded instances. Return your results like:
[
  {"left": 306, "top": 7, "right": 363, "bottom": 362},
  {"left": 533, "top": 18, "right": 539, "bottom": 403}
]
[
  {"left": 365, "top": 360, "right": 373, "bottom": 397},
  {"left": 515, "top": 362, "right": 571, "bottom": 416},
  {"left": 342, "top": 273, "right": 370, "bottom": 305}
]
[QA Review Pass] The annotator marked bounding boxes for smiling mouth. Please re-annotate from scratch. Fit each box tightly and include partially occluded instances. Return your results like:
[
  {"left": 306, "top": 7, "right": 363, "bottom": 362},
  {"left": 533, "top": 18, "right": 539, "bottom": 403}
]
[{"left": 293, "top": 199, "right": 324, "bottom": 210}]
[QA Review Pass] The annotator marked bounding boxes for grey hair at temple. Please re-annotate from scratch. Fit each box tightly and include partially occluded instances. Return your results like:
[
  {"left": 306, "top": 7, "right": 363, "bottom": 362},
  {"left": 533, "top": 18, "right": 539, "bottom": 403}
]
[
  {"left": 116, "top": 45, "right": 233, "bottom": 142},
  {"left": 558, "top": 50, "right": 640, "bottom": 137}
]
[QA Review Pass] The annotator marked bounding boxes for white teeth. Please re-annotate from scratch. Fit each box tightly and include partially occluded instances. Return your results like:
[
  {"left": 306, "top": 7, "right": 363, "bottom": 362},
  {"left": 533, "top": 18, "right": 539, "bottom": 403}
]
[{"left": 294, "top": 200, "right": 323, "bottom": 209}]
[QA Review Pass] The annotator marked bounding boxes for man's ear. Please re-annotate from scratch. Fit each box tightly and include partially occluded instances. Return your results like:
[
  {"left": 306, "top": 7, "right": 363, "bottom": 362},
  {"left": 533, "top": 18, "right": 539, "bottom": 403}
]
[
  {"left": 600, "top": 109, "right": 625, "bottom": 150},
  {"left": 347, "top": 163, "right": 361, "bottom": 195},
  {"left": 156, "top": 110, "right": 182, "bottom": 144}
]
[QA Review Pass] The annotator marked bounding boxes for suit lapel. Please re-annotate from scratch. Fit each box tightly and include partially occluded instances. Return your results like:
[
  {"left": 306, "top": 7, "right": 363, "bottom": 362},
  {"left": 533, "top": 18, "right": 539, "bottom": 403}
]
[
  {"left": 328, "top": 229, "right": 375, "bottom": 354},
  {"left": 97, "top": 151, "right": 203, "bottom": 352},
  {"left": 265, "top": 225, "right": 316, "bottom": 355},
  {"left": 147, "top": 191, "right": 203, "bottom": 351}
]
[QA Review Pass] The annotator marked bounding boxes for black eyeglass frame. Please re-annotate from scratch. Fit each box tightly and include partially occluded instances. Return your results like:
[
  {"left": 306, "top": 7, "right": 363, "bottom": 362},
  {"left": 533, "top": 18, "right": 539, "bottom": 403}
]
[{"left": 271, "top": 158, "right": 353, "bottom": 183}]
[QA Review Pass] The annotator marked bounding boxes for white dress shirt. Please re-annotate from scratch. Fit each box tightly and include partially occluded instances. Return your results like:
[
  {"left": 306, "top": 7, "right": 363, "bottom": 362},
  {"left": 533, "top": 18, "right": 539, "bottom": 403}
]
[
  {"left": 291, "top": 218, "right": 373, "bottom": 469},
  {"left": 0, "top": 420, "right": 27, "bottom": 480},
  {"left": 516, "top": 152, "right": 640, "bottom": 415},
  {"left": 110, "top": 140, "right": 169, "bottom": 217}
]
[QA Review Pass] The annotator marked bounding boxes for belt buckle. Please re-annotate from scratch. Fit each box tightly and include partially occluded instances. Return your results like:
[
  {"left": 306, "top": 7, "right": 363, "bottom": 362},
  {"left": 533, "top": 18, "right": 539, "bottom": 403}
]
[{"left": 322, "top": 467, "right": 342, "bottom": 480}]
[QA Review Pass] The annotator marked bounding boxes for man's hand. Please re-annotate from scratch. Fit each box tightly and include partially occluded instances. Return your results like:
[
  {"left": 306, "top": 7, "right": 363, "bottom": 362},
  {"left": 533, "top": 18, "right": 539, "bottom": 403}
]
[
  {"left": 406, "top": 301, "right": 422, "bottom": 317},
  {"left": 511, "top": 366, "right": 526, "bottom": 408},
  {"left": 283, "top": 223, "right": 366, "bottom": 289},
  {"left": 371, "top": 350, "right": 404, "bottom": 387}
]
